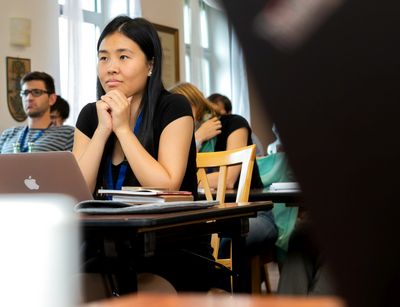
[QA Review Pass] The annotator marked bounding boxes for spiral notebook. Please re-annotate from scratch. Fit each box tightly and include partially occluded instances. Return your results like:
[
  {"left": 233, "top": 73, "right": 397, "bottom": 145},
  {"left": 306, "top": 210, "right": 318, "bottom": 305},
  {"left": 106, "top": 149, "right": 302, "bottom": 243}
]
[{"left": 75, "top": 199, "right": 219, "bottom": 214}]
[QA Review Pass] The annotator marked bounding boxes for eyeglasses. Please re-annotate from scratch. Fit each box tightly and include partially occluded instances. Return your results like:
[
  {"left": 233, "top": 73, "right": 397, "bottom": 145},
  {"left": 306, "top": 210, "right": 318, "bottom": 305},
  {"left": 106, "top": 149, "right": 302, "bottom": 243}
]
[{"left": 20, "top": 89, "right": 50, "bottom": 97}]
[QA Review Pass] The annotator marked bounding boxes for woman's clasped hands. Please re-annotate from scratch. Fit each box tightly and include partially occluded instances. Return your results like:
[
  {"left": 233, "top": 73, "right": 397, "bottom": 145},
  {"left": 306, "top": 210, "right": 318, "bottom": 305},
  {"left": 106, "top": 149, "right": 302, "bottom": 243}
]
[{"left": 96, "top": 89, "right": 133, "bottom": 136}]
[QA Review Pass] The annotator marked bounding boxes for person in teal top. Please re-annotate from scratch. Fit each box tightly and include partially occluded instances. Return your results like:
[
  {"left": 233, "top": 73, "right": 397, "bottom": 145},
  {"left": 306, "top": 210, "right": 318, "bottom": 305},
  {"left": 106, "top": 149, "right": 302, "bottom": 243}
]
[
  {"left": 170, "top": 83, "right": 278, "bottom": 292},
  {"left": 261, "top": 125, "right": 335, "bottom": 295},
  {"left": 170, "top": 83, "right": 264, "bottom": 190}
]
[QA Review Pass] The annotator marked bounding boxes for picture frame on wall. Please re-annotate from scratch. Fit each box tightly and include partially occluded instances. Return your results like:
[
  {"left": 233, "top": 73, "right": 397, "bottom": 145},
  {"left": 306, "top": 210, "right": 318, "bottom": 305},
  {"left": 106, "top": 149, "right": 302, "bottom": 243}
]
[
  {"left": 153, "top": 23, "right": 180, "bottom": 89},
  {"left": 6, "top": 56, "right": 31, "bottom": 122}
]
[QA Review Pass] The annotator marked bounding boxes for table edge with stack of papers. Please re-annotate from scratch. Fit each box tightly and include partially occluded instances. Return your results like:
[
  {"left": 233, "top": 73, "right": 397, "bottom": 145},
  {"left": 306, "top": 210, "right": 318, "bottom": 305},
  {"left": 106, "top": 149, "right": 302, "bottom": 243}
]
[
  {"left": 268, "top": 182, "right": 301, "bottom": 193},
  {"left": 97, "top": 188, "right": 194, "bottom": 203}
]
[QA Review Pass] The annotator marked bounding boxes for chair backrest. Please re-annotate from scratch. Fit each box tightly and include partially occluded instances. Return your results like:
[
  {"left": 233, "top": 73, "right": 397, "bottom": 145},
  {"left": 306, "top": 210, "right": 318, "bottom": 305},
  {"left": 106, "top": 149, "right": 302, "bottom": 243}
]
[{"left": 196, "top": 144, "right": 256, "bottom": 203}]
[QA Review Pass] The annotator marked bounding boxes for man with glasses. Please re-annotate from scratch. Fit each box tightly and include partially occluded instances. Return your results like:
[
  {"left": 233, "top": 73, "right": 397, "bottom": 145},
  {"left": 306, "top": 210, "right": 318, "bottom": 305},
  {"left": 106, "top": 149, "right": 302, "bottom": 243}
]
[{"left": 0, "top": 71, "right": 74, "bottom": 153}]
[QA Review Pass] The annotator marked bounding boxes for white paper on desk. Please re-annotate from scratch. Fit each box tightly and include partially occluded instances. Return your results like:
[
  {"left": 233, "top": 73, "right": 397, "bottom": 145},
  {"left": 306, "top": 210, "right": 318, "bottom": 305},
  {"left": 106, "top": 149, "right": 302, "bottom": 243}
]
[
  {"left": 269, "top": 182, "right": 300, "bottom": 192},
  {"left": 98, "top": 188, "right": 159, "bottom": 196}
]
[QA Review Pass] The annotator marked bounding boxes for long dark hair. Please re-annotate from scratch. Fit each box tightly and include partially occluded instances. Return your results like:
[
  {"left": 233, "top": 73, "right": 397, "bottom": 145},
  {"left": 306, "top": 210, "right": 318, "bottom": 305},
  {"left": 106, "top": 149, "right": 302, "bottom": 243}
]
[{"left": 96, "top": 15, "right": 164, "bottom": 155}]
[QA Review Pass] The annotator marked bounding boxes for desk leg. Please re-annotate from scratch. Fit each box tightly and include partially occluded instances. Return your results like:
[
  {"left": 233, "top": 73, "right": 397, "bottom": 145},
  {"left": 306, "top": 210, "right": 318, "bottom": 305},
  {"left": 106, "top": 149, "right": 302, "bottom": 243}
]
[
  {"left": 104, "top": 239, "right": 138, "bottom": 295},
  {"left": 231, "top": 218, "right": 250, "bottom": 293}
]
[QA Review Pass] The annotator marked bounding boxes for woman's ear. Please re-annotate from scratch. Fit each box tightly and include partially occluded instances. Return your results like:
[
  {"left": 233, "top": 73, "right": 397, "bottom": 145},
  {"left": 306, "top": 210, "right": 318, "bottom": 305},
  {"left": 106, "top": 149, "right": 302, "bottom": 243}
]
[{"left": 148, "top": 58, "right": 154, "bottom": 76}]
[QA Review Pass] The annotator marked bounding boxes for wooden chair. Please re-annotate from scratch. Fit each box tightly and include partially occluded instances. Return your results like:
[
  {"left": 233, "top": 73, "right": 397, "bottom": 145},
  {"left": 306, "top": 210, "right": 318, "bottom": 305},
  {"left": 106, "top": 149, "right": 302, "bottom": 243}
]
[
  {"left": 197, "top": 144, "right": 256, "bottom": 205},
  {"left": 197, "top": 144, "right": 272, "bottom": 293}
]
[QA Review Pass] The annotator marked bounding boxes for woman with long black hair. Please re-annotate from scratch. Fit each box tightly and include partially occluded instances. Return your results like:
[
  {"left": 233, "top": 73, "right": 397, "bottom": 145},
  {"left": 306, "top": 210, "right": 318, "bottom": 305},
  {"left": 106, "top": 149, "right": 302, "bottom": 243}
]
[{"left": 73, "top": 16, "right": 217, "bottom": 299}]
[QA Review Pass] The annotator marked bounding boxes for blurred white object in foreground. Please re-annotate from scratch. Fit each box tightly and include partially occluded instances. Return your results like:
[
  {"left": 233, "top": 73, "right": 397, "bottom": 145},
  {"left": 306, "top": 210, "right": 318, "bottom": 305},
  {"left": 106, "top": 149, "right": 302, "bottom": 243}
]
[{"left": 0, "top": 194, "right": 79, "bottom": 307}]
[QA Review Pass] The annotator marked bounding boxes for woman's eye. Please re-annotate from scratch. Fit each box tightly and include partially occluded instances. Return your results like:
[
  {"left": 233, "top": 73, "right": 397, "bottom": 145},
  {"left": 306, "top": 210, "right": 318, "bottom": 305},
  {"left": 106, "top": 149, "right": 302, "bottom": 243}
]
[
  {"left": 120, "top": 55, "right": 129, "bottom": 60},
  {"left": 98, "top": 56, "right": 108, "bottom": 62}
]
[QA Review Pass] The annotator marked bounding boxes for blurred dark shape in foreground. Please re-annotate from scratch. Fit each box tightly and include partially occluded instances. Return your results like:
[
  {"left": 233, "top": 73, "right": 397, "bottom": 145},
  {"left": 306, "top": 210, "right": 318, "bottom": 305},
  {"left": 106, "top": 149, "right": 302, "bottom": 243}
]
[{"left": 221, "top": 0, "right": 400, "bottom": 306}]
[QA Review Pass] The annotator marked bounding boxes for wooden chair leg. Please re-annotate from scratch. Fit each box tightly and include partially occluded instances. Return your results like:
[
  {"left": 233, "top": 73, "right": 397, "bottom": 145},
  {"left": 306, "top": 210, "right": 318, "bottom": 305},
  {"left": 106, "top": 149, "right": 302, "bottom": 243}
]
[
  {"left": 251, "top": 255, "right": 275, "bottom": 294},
  {"left": 251, "top": 255, "right": 262, "bottom": 294}
]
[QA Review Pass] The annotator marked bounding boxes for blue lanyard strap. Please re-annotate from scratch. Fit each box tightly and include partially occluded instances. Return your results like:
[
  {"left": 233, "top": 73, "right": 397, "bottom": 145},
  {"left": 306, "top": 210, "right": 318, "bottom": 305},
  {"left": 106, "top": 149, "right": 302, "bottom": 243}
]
[
  {"left": 19, "top": 125, "right": 50, "bottom": 152},
  {"left": 134, "top": 111, "right": 142, "bottom": 135},
  {"left": 106, "top": 111, "right": 143, "bottom": 190},
  {"left": 107, "top": 159, "right": 128, "bottom": 190}
]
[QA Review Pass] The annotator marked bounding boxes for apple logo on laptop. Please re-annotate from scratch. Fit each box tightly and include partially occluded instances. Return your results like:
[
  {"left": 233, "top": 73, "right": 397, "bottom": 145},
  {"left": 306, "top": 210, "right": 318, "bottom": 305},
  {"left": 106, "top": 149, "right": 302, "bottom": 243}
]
[{"left": 24, "top": 176, "right": 40, "bottom": 190}]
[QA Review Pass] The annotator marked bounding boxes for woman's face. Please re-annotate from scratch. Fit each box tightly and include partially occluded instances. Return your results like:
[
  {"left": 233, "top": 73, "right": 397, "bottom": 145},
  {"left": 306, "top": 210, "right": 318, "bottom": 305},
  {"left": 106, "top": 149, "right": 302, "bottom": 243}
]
[
  {"left": 216, "top": 101, "right": 227, "bottom": 114},
  {"left": 97, "top": 32, "right": 152, "bottom": 99}
]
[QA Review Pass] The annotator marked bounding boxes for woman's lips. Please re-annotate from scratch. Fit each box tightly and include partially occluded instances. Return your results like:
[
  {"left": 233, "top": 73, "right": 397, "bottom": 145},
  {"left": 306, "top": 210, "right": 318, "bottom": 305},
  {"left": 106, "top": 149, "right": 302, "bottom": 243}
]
[{"left": 106, "top": 80, "right": 122, "bottom": 87}]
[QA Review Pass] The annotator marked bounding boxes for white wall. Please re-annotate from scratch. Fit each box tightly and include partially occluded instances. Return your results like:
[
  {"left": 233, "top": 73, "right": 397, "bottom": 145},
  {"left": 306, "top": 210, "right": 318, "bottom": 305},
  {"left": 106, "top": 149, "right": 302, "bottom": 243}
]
[
  {"left": 0, "top": 0, "right": 60, "bottom": 132},
  {"left": 141, "top": 0, "right": 185, "bottom": 83}
]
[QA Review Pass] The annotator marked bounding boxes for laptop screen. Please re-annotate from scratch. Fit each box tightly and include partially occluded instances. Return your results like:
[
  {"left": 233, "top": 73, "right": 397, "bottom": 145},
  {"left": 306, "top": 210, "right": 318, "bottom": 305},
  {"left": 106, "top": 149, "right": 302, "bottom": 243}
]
[{"left": 0, "top": 151, "right": 93, "bottom": 203}]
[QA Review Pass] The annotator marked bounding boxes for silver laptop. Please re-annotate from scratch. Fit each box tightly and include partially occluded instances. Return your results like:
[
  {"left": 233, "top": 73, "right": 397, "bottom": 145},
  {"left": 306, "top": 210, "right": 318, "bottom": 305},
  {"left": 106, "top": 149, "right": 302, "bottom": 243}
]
[{"left": 0, "top": 151, "right": 93, "bottom": 202}]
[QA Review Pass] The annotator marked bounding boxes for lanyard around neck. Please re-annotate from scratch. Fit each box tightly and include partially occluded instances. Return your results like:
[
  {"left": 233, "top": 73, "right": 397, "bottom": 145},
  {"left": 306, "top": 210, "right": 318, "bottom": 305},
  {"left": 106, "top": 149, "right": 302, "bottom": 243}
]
[
  {"left": 19, "top": 124, "right": 51, "bottom": 152},
  {"left": 106, "top": 112, "right": 143, "bottom": 190}
]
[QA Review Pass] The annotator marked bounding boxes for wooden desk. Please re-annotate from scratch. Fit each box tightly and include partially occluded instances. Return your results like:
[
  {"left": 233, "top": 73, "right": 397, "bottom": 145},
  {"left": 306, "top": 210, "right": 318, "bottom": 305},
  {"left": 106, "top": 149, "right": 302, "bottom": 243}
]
[
  {"left": 80, "top": 202, "right": 272, "bottom": 294},
  {"left": 199, "top": 188, "right": 302, "bottom": 205},
  {"left": 84, "top": 293, "right": 345, "bottom": 307}
]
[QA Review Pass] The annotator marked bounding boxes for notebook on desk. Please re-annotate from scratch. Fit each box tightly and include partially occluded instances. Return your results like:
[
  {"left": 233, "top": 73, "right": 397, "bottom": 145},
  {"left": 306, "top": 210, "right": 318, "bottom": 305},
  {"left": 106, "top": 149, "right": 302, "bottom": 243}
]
[
  {"left": 0, "top": 151, "right": 93, "bottom": 203},
  {"left": 98, "top": 188, "right": 194, "bottom": 203},
  {"left": 75, "top": 199, "right": 219, "bottom": 214}
]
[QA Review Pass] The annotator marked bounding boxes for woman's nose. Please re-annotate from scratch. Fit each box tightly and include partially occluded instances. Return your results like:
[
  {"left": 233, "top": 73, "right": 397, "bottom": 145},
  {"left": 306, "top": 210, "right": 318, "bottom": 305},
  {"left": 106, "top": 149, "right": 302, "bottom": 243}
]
[{"left": 107, "top": 58, "right": 119, "bottom": 73}]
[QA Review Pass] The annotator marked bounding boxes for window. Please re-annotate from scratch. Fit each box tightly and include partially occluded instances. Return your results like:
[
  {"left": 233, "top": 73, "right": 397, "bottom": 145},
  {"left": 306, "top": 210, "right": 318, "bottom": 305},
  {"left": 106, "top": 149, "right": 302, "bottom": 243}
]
[
  {"left": 183, "top": 0, "right": 231, "bottom": 97},
  {"left": 58, "top": 0, "right": 102, "bottom": 124},
  {"left": 58, "top": 0, "right": 140, "bottom": 124}
]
